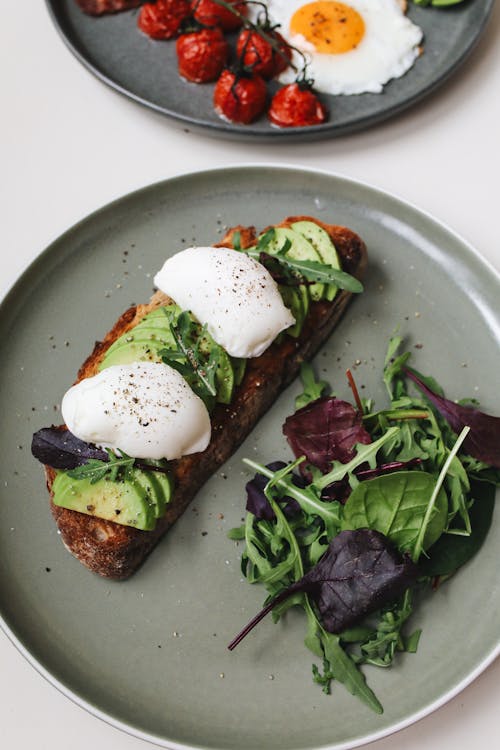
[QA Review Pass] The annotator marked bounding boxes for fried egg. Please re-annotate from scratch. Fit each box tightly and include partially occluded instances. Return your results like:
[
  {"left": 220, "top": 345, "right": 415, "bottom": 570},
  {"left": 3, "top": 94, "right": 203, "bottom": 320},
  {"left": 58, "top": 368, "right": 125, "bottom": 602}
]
[{"left": 261, "top": 0, "right": 423, "bottom": 95}]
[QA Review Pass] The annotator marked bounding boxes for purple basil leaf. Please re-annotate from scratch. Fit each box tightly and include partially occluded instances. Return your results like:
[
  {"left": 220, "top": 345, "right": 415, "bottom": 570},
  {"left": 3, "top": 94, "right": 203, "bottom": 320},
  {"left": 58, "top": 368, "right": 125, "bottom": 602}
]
[
  {"left": 245, "top": 462, "right": 302, "bottom": 521},
  {"left": 320, "top": 478, "right": 351, "bottom": 504},
  {"left": 297, "top": 529, "right": 419, "bottom": 633},
  {"left": 406, "top": 368, "right": 500, "bottom": 468},
  {"left": 283, "top": 397, "right": 371, "bottom": 473},
  {"left": 355, "top": 458, "right": 423, "bottom": 481},
  {"left": 31, "top": 427, "right": 108, "bottom": 470},
  {"left": 228, "top": 529, "right": 418, "bottom": 650}
]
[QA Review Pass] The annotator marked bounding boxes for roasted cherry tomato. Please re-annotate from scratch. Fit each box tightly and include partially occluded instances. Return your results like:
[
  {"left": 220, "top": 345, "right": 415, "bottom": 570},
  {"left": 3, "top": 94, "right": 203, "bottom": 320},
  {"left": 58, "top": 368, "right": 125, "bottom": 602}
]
[
  {"left": 138, "top": 0, "right": 192, "bottom": 40},
  {"left": 236, "top": 28, "right": 292, "bottom": 79},
  {"left": 268, "top": 83, "right": 327, "bottom": 128},
  {"left": 176, "top": 28, "right": 229, "bottom": 83},
  {"left": 214, "top": 69, "right": 267, "bottom": 124},
  {"left": 191, "top": 0, "right": 247, "bottom": 32}
]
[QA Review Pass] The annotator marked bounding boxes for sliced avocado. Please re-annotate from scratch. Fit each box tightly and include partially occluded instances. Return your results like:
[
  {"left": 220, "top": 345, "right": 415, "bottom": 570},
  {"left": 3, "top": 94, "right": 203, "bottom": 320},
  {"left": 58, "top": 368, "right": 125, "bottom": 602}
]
[
  {"left": 291, "top": 220, "right": 341, "bottom": 302},
  {"left": 140, "top": 305, "right": 180, "bottom": 324},
  {"left": 299, "top": 282, "right": 310, "bottom": 320},
  {"left": 99, "top": 306, "right": 178, "bottom": 371},
  {"left": 232, "top": 357, "right": 247, "bottom": 386},
  {"left": 52, "top": 471, "right": 157, "bottom": 531},
  {"left": 100, "top": 331, "right": 175, "bottom": 369},
  {"left": 133, "top": 469, "right": 168, "bottom": 520},
  {"left": 132, "top": 470, "right": 161, "bottom": 520},
  {"left": 149, "top": 467, "right": 174, "bottom": 510},
  {"left": 263, "top": 227, "right": 324, "bottom": 301},
  {"left": 278, "top": 284, "right": 306, "bottom": 338},
  {"left": 215, "top": 351, "right": 235, "bottom": 404}
]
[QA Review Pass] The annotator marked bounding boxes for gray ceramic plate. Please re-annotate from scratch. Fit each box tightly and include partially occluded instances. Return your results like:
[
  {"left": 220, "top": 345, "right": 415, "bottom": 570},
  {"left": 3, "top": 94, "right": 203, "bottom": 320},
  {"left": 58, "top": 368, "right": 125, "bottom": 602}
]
[
  {"left": 45, "top": 0, "right": 494, "bottom": 141},
  {"left": 1, "top": 166, "right": 499, "bottom": 750}
]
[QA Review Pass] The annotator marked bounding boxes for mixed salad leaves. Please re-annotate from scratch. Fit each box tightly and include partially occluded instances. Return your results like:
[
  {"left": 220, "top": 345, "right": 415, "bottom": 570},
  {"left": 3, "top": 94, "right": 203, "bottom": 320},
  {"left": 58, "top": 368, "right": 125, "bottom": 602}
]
[{"left": 228, "top": 336, "right": 499, "bottom": 712}]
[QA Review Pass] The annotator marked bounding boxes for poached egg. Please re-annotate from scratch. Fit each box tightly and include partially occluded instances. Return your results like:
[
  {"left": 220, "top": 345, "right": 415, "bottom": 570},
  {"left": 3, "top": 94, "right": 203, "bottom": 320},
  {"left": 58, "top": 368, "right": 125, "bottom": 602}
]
[
  {"left": 154, "top": 245, "right": 295, "bottom": 358},
  {"left": 61, "top": 361, "right": 211, "bottom": 460}
]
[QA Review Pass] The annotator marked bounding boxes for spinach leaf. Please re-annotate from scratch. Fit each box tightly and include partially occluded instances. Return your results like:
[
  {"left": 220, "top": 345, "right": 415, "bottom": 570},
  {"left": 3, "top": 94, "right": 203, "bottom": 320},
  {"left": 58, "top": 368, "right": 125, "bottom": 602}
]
[
  {"left": 419, "top": 480, "right": 496, "bottom": 577},
  {"left": 342, "top": 471, "right": 448, "bottom": 554}
]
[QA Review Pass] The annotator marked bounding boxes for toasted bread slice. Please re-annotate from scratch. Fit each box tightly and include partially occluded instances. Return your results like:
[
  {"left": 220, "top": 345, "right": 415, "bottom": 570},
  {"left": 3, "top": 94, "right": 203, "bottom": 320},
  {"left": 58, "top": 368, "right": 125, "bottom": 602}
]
[{"left": 45, "top": 217, "right": 367, "bottom": 578}]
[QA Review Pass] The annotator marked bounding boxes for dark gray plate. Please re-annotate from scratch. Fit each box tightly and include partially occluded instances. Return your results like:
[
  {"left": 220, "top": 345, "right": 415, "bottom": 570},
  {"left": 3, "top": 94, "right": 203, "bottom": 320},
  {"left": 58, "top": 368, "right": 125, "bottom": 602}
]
[
  {"left": 1, "top": 166, "right": 499, "bottom": 750},
  {"left": 45, "top": 0, "right": 494, "bottom": 141}
]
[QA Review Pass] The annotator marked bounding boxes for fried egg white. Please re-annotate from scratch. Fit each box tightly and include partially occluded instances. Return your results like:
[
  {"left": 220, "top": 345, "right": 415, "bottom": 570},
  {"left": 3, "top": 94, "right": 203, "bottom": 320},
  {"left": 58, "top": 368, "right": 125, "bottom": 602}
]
[{"left": 261, "top": 0, "right": 423, "bottom": 95}]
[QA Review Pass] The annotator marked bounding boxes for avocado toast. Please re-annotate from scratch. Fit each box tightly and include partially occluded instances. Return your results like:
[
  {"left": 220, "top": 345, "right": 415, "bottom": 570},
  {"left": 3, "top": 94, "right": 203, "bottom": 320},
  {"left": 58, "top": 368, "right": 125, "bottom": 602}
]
[{"left": 36, "top": 216, "right": 367, "bottom": 579}]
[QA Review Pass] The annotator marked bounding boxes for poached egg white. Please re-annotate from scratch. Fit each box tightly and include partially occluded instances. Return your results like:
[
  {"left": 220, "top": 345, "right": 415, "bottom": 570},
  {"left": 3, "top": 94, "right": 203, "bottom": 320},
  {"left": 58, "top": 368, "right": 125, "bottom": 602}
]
[
  {"left": 61, "top": 361, "right": 211, "bottom": 460},
  {"left": 154, "top": 245, "right": 295, "bottom": 358}
]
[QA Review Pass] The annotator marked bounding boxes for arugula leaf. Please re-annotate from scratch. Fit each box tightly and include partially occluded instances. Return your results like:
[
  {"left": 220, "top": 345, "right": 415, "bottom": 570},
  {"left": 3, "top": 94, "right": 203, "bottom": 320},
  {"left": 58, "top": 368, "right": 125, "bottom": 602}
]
[
  {"left": 383, "top": 335, "right": 411, "bottom": 400},
  {"left": 313, "top": 427, "right": 401, "bottom": 492},
  {"left": 295, "top": 362, "right": 329, "bottom": 410},
  {"left": 159, "top": 310, "right": 221, "bottom": 409},
  {"left": 242, "top": 457, "right": 341, "bottom": 538},
  {"left": 307, "top": 603, "right": 383, "bottom": 713},
  {"left": 358, "top": 589, "right": 418, "bottom": 667},
  {"left": 259, "top": 251, "right": 364, "bottom": 293},
  {"left": 243, "top": 229, "right": 364, "bottom": 294},
  {"left": 66, "top": 450, "right": 135, "bottom": 484}
]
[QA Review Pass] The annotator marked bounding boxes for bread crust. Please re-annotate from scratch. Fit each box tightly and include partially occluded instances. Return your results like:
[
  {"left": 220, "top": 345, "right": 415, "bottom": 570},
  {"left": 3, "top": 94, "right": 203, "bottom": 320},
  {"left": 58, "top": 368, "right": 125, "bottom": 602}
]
[{"left": 46, "top": 217, "right": 367, "bottom": 578}]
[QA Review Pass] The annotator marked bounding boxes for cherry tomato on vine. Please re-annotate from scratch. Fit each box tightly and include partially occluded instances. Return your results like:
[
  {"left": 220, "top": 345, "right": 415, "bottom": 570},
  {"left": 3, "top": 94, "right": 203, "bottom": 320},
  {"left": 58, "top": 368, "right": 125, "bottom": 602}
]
[
  {"left": 268, "top": 83, "right": 327, "bottom": 128},
  {"left": 236, "top": 28, "right": 292, "bottom": 79},
  {"left": 191, "top": 0, "right": 247, "bottom": 32},
  {"left": 214, "top": 69, "right": 267, "bottom": 124},
  {"left": 138, "top": 0, "right": 191, "bottom": 40},
  {"left": 177, "top": 28, "right": 229, "bottom": 83}
]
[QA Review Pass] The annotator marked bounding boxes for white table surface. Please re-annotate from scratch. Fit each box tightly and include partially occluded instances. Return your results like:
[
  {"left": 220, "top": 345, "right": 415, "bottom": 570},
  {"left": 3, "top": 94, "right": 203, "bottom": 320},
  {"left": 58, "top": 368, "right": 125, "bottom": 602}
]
[{"left": 2, "top": 3, "right": 500, "bottom": 749}]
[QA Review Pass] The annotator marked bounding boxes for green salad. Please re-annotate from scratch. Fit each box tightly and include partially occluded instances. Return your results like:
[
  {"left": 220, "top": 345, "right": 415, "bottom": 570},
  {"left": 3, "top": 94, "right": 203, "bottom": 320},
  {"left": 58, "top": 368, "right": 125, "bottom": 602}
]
[{"left": 228, "top": 336, "right": 499, "bottom": 713}]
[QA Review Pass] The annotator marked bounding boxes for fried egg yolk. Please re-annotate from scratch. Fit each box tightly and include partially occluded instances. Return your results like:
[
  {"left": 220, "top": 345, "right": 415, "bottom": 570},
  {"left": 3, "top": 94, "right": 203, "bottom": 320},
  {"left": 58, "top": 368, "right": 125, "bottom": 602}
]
[{"left": 290, "top": 1, "right": 365, "bottom": 55}]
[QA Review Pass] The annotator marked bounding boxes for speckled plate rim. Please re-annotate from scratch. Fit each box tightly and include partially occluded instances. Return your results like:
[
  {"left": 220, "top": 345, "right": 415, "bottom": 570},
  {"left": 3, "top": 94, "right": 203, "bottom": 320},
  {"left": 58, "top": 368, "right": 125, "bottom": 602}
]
[
  {"left": 44, "top": 0, "right": 495, "bottom": 141},
  {"left": 0, "top": 164, "right": 499, "bottom": 750}
]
